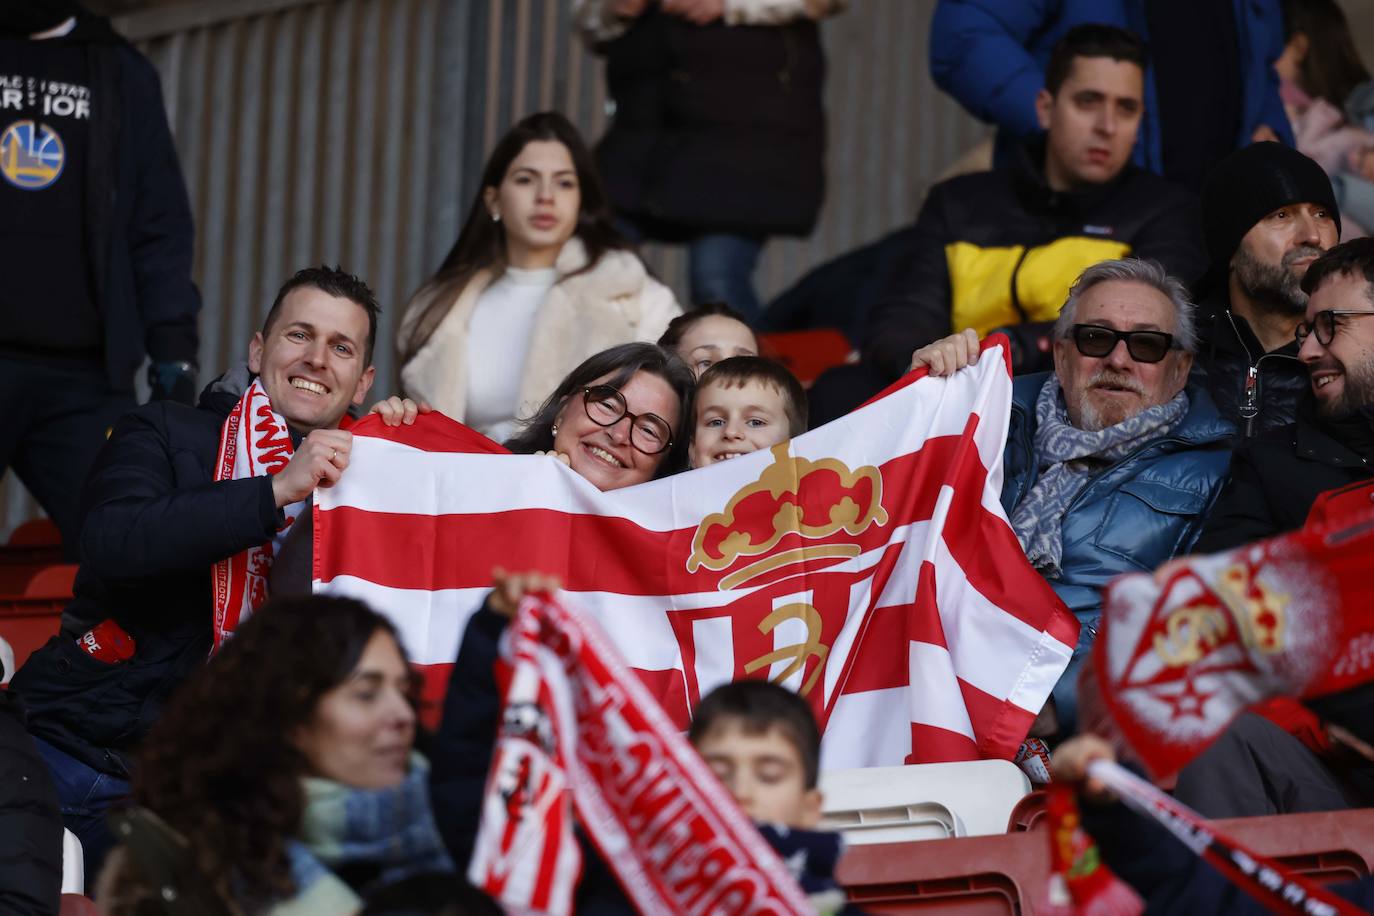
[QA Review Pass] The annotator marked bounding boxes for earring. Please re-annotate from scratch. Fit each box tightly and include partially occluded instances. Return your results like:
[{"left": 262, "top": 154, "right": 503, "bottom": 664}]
[
  {"left": 551, "top": 424, "right": 559, "bottom": 435},
  {"left": 491, "top": 211, "right": 501, "bottom": 223}
]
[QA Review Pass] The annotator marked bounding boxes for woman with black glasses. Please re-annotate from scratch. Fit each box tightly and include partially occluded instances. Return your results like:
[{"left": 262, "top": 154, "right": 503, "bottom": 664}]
[{"left": 504, "top": 341, "right": 695, "bottom": 489}]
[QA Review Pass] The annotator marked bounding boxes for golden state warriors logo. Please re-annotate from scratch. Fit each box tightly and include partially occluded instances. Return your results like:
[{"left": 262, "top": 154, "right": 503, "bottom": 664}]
[{"left": 1, "top": 120, "right": 65, "bottom": 190}]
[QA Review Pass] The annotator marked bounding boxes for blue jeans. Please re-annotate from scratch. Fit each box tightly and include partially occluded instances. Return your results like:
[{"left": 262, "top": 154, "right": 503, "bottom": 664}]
[
  {"left": 616, "top": 220, "right": 766, "bottom": 323},
  {"left": 33, "top": 736, "right": 130, "bottom": 884},
  {"left": 687, "top": 233, "right": 765, "bottom": 323}
]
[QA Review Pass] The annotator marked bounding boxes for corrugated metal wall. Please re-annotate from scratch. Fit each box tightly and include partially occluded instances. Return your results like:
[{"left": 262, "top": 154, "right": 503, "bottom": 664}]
[{"left": 0, "top": 0, "right": 986, "bottom": 537}]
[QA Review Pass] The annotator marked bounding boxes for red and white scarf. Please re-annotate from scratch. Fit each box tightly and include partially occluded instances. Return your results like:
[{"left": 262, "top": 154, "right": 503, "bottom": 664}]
[
  {"left": 469, "top": 591, "right": 813, "bottom": 915},
  {"left": 1095, "top": 501, "right": 1374, "bottom": 778},
  {"left": 1088, "top": 759, "right": 1365, "bottom": 916},
  {"left": 210, "top": 378, "right": 299, "bottom": 650}
]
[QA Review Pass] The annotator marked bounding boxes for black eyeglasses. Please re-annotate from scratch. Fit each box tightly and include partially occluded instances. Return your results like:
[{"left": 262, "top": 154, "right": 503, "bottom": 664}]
[
  {"left": 581, "top": 385, "right": 674, "bottom": 455},
  {"left": 1071, "top": 324, "right": 1176, "bottom": 364},
  {"left": 1295, "top": 310, "right": 1374, "bottom": 347}
]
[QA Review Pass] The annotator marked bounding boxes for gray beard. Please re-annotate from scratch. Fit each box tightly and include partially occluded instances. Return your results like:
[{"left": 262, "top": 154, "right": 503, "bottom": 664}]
[{"left": 1232, "top": 244, "right": 1314, "bottom": 316}]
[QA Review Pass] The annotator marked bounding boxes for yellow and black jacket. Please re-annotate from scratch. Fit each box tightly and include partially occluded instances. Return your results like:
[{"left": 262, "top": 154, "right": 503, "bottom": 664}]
[{"left": 863, "top": 142, "right": 1206, "bottom": 377}]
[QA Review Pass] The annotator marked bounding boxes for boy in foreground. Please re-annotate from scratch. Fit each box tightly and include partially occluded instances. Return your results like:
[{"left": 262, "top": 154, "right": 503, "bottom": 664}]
[{"left": 690, "top": 680, "right": 860, "bottom": 915}]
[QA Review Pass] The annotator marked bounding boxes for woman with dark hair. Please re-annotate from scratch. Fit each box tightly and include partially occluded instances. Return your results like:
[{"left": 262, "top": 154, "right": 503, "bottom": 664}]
[
  {"left": 398, "top": 111, "right": 680, "bottom": 441},
  {"left": 657, "top": 301, "right": 759, "bottom": 378},
  {"left": 97, "top": 596, "right": 454, "bottom": 914},
  {"left": 505, "top": 340, "right": 695, "bottom": 485},
  {"left": 1277, "top": 0, "right": 1374, "bottom": 235}
]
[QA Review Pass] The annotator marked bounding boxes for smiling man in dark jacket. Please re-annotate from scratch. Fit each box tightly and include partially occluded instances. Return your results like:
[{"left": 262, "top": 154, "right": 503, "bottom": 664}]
[
  {"left": 0, "top": 2, "right": 202, "bottom": 559},
  {"left": 1197, "top": 238, "right": 1374, "bottom": 553},
  {"left": 9, "top": 266, "right": 380, "bottom": 880}
]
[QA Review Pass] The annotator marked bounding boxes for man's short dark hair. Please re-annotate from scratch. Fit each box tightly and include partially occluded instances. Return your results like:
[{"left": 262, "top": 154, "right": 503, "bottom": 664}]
[
  {"left": 1301, "top": 237, "right": 1374, "bottom": 301},
  {"left": 696, "top": 356, "right": 808, "bottom": 437},
  {"left": 688, "top": 680, "right": 821, "bottom": 789},
  {"left": 1044, "top": 24, "right": 1147, "bottom": 96},
  {"left": 263, "top": 265, "right": 381, "bottom": 365}
]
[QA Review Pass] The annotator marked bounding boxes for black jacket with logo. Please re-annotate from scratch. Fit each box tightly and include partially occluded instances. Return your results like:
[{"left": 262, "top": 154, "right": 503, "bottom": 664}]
[
  {"left": 0, "top": 13, "right": 199, "bottom": 389},
  {"left": 863, "top": 142, "right": 1206, "bottom": 378},
  {"left": 10, "top": 381, "right": 280, "bottom": 776},
  {"left": 1190, "top": 290, "right": 1309, "bottom": 441},
  {"left": 1193, "top": 394, "right": 1374, "bottom": 554}
]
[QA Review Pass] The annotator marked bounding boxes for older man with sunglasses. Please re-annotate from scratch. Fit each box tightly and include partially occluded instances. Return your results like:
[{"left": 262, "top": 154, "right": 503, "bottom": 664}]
[
  {"left": 1196, "top": 238, "right": 1374, "bottom": 554},
  {"left": 910, "top": 257, "right": 1232, "bottom": 737}
]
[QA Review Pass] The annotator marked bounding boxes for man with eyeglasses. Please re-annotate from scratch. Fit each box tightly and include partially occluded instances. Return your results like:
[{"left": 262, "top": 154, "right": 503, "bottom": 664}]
[
  {"left": 1196, "top": 238, "right": 1374, "bottom": 554},
  {"left": 1191, "top": 143, "right": 1341, "bottom": 440},
  {"left": 910, "top": 257, "right": 1231, "bottom": 739}
]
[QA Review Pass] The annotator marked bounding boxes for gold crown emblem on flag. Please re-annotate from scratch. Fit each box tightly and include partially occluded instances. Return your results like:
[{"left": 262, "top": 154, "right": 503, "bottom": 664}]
[{"left": 687, "top": 443, "right": 889, "bottom": 590}]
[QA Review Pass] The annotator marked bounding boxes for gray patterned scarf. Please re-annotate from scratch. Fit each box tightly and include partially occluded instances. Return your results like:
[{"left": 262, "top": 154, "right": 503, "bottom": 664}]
[{"left": 1009, "top": 377, "right": 1189, "bottom": 577}]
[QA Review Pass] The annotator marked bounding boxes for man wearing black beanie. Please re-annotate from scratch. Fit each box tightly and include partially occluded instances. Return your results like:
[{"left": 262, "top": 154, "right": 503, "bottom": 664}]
[{"left": 1192, "top": 142, "right": 1340, "bottom": 439}]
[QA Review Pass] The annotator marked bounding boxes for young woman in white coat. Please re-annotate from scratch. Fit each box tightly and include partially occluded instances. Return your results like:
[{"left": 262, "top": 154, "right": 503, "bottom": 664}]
[{"left": 398, "top": 111, "right": 681, "bottom": 441}]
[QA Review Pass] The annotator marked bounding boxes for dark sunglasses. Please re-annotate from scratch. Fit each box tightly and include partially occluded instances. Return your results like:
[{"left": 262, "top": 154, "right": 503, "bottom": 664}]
[
  {"left": 1071, "top": 324, "right": 1176, "bottom": 364},
  {"left": 1295, "top": 310, "right": 1374, "bottom": 348},
  {"left": 581, "top": 385, "right": 674, "bottom": 456}
]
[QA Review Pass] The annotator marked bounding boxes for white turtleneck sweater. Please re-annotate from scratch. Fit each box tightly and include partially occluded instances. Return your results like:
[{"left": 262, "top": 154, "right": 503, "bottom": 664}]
[{"left": 464, "top": 265, "right": 559, "bottom": 441}]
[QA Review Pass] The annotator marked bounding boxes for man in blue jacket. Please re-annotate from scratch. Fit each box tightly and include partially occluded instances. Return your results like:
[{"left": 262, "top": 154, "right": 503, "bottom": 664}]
[
  {"left": 0, "top": 1, "right": 200, "bottom": 558},
  {"left": 911, "top": 258, "right": 1232, "bottom": 736},
  {"left": 929, "top": 0, "right": 1294, "bottom": 192}
]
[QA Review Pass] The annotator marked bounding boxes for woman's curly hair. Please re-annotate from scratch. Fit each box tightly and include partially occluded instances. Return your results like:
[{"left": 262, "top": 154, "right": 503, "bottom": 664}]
[{"left": 108, "top": 595, "right": 406, "bottom": 911}]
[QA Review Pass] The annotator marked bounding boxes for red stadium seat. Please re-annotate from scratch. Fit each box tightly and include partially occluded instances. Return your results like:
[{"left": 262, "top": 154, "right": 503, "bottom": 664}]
[
  {"left": 1, "top": 518, "right": 65, "bottom": 593},
  {"left": 1005, "top": 790, "right": 1048, "bottom": 833},
  {"left": 8, "top": 518, "right": 61, "bottom": 547},
  {"left": 757, "top": 329, "right": 853, "bottom": 386},
  {"left": 0, "top": 562, "right": 76, "bottom": 677},
  {"left": 838, "top": 822, "right": 1051, "bottom": 914},
  {"left": 1216, "top": 808, "right": 1374, "bottom": 885},
  {"left": 837, "top": 807, "right": 1374, "bottom": 912}
]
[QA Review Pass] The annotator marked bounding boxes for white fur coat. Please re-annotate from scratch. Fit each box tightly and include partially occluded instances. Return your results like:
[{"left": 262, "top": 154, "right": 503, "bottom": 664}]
[{"left": 399, "top": 238, "right": 680, "bottom": 425}]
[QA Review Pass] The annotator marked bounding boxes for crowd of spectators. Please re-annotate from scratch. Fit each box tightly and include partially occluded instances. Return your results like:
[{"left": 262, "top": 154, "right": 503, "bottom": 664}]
[{"left": 5, "top": 0, "right": 1374, "bottom": 913}]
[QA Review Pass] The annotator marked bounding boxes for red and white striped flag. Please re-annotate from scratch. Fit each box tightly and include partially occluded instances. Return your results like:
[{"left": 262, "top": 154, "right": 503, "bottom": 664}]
[{"left": 314, "top": 338, "right": 1079, "bottom": 766}]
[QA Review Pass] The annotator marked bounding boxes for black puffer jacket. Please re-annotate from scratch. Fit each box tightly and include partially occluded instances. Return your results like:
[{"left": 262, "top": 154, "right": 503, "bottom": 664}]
[
  {"left": 1190, "top": 290, "right": 1308, "bottom": 441},
  {"left": 1193, "top": 394, "right": 1374, "bottom": 554},
  {"left": 592, "top": 9, "right": 826, "bottom": 239},
  {"left": 10, "top": 380, "right": 281, "bottom": 776},
  {"left": 863, "top": 141, "right": 1206, "bottom": 380}
]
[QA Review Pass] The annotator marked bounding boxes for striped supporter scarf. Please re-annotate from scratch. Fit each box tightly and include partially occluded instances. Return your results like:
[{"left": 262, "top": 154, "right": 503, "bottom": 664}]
[
  {"left": 210, "top": 378, "right": 300, "bottom": 650},
  {"left": 469, "top": 591, "right": 813, "bottom": 915}
]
